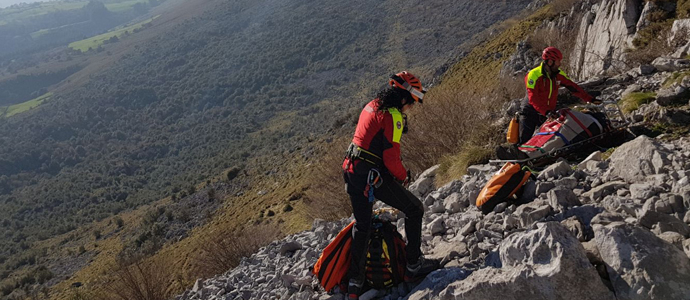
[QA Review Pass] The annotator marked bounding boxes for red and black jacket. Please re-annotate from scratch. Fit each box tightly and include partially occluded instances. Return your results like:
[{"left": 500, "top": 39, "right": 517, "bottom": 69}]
[
  {"left": 343, "top": 99, "right": 407, "bottom": 182},
  {"left": 525, "top": 63, "right": 593, "bottom": 116}
]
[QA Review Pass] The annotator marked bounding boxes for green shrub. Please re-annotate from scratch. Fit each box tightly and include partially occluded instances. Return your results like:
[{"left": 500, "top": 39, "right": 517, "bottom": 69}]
[{"left": 115, "top": 217, "right": 124, "bottom": 228}]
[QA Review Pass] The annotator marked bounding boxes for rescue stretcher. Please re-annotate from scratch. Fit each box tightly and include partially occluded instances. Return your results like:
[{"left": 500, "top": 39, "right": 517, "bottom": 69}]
[{"left": 489, "top": 100, "right": 634, "bottom": 167}]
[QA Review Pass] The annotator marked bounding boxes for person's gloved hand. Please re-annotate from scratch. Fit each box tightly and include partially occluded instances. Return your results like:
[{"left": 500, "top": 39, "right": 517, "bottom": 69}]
[
  {"left": 402, "top": 170, "right": 412, "bottom": 188},
  {"left": 591, "top": 98, "right": 602, "bottom": 105},
  {"left": 545, "top": 110, "right": 558, "bottom": 119}
]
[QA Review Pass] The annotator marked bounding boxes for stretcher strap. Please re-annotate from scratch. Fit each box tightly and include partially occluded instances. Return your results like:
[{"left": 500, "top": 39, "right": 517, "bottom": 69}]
[
  {"left": 565, "top": 110, "right": 592, "bottom": 137},
  {"left": 536, "top": 131, "right": 571, "bottom": 145},
  {"left": 519, "top": 145, "right": 546, "bottom": 153}
]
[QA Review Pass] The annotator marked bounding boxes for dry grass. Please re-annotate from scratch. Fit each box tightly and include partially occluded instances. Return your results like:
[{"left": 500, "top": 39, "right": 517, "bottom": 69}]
[
  {"left": 401, "top": 5, "right": 562, "bottom": 183},
  {"left": 436, "top": 144, "right": 495, "bottom": 186},
  {"left": 101, "top": 257, "right": 172, "bottom": 300},
  {"left": 193, "top": 224, "right": 282, "bottom": 278},
  {"left": 303, "top": 136, "right": 353, "bottom": 221},
  {"left": 619, "top": 92, "right": 656, "bottom": 113}
]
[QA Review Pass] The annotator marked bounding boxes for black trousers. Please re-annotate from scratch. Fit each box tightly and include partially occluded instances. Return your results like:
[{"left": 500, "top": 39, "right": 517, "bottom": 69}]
[
  {"left": 343, "top": 166, "right": 424, "bottom": 282},
  {"left": 519, "top": 102, "right": 547, "bottom": 144}
]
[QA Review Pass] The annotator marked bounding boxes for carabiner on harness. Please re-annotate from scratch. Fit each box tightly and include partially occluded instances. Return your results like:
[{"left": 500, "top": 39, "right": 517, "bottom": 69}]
[{"left": 364, "top": 168, "right": 383, "bottom": 203}]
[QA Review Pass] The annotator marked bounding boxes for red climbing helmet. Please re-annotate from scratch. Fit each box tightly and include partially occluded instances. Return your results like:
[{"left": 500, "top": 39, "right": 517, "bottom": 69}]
[
  {"left": 389, "top": 71, "right": 426, "bottom": 103},
  {"left": 542, "top": 47, "right": 563, "bottom": 61}
]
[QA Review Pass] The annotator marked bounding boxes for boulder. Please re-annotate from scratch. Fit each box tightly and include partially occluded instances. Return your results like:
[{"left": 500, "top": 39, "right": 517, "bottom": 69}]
[
  {"left": 561, "top": 216, "right": 586, "bottom": 242},
  {"left": 515, "top": 201, "right": 553, "bottom": 228},
  {"left": 594, "top": 222, "right": 690, "bottom": 300},
  {"left": 656, "top": 85, "right": 690, "bottom": 106},
  {"left": 437, "top": 181, "right": 464, "bottom": 202},
  {"left": 547, "top": 186, "right": 582, "bottom": 211},
  {"left": 467, "top": 164, "right": 494, "bottom": 176},
  {"left": 427, "top": 239, "right": 469, "bottom": 263},
  {"left": 537, "top": 160, "right": 572, "bottom": 180},
  {"left": 409, "top": 165, "right": 439, "bottom": 198},
  {"left": 608, "top": 135, "right": 668, "bottom": 182},
  {"left": 412, "top": 222, "right": 615, "bottom": 300},
  {"left": 629, "top": 183, "right": 660, "bottom": 199},
  {"left": 582, "top": 181, "right": 628, "bottom": 203},
  {"left": 577, "top": 151, "right": 603, "bottom": 171},
  {"left": 591, "top": 211, "right": 626, "bottom": 226},
  {"left": 651, "top": 57, "right": 690, "bottom": 72},
  {"left": 429, "top": 217, "right": 446, "bottom": 235},
  {"left": 563, "top": 205, "right": 606, "bottom": 228},
  {"left": 444, "top": 192, "right": 469, "bottom": 214},
  {"left": 405, "top": 268, "right": 473, "bottom": 300},
  {"left": 638, "top": 210, "right": 690, "bottom": 237},
  {"left": 535, "top": 181, "right": 555, "bottom": 196},
  {"left": 657, "top": 231, "right": 685, "bottom": 250}
]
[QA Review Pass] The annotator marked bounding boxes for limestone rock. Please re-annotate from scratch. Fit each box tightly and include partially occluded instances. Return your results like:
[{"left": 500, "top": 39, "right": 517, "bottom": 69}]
[
  {"left": 652, "top": 57, "right": 690, "bottom": 72},
  {"left": 657, "top": 231, "right": 685, "bottom": 250},
  {"left": 570, "top": 0, "right": 642, "bottom": 79},
  {"left": 638, "top": 210, "right": 690, "bottom": 237},
  {"left": 656, "top": 85, "right": 690, "bottom": 106},
  {"left": 515, "top": 201, "right": 553, "bottom": 227},
  {"left": 582, "top": 181, "right": 628, "bottom": 203},
  {"left": 547, "top": 186, "right": 582, "bottom": 211},
  {"left": 537, "top": 160, "right": 572, "bottom": 180},
  {"left": 279, "top": 241, "right": 302, "bottom": 256},
  {"left": 409, "top": 165, "right": 439, "bottom": 198},
  {"left": 415, "top": 222, "right": 614, "bottom": 300},
  {"left": 594, "top": 222, "right": 690, "bottom": 300},
  {"left": 608, "top": 135, "right": 669, "bottom": 182},
  {"left": 577, "top": 151, "right": 603, "bottom": 171}
]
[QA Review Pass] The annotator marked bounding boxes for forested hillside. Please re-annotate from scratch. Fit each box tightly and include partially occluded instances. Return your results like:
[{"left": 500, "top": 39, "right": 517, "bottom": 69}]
[{"left": 0, "top": 0, "right": 536, "bottom": 294}]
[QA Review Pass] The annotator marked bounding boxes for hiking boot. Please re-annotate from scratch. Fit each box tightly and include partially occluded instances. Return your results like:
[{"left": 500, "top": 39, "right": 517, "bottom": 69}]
[
  {"left": 347, "top": 278, "right": 363, "bottom": 299},
  {"left": 404, "top": 256, "right": 440, "bottom": 282}
]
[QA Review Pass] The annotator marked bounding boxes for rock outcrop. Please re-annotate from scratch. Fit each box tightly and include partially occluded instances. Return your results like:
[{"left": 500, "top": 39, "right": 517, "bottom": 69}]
[
  {"left": 176, "top": 132, "right": 690, "bottom": 300},
  {"left": 570, "top": 0, "right": 643, "bottom": 79},
  {"left": 594, "top": 222, "right": 690, "bottom": 300}
]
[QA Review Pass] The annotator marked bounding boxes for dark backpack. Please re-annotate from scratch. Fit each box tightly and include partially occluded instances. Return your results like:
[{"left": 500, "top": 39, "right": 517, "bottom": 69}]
[{"left": 364, "top": 218, "right": 407, "bottom": 289}]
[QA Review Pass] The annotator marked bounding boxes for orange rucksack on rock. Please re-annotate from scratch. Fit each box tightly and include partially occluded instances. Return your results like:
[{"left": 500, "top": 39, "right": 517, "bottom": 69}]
[
  {"left": 313, "top": 221, "right": 355, "bottom": 292},
  {"left": 476, "top": 162, "right": 531, "bottom": 214}
]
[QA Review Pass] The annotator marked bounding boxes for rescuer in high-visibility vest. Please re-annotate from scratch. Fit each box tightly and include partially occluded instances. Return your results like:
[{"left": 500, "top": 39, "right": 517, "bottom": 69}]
[
  {"left": 342, "top": 71, "right": 439, "bottom": 299},
  {"left": 519, "top": 46, "right": 600, "bottom": 144}
]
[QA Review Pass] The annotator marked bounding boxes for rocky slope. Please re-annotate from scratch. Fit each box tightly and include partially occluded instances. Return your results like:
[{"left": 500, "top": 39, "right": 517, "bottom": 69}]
[
  {"left": 175, "top": 55, "right": 690, "bottom": 299},
  {"left": 172, "top": 2, "right": 690, "bottom": 299}
]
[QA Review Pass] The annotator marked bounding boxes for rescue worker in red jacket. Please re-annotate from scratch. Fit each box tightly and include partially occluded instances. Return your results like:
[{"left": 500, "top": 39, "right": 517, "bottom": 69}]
[
  {"left": 519, "top": 47, "right": 600, "bottom": 144},
  {"left": 343, "top": 71, "right": 439, "bottom": 299}
]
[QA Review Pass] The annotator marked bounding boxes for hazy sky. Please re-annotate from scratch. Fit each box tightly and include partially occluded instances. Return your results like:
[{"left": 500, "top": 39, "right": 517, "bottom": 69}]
[{"left": 0, "top": 0, "right": 50, "bottom": 9}]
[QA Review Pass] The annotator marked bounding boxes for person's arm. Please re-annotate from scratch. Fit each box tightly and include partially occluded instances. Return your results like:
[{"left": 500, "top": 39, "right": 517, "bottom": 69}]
[
  {"left": 557, "top": 70, "right": 593, "bottom": 103},
  {"left": 382, "top": 113, "right": 407, "bottom": 182}
]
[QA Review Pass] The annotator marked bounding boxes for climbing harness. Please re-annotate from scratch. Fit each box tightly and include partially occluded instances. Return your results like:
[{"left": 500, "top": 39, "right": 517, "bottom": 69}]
[{"left": 365, "top": 168, "right": 383, "bottom": 203}]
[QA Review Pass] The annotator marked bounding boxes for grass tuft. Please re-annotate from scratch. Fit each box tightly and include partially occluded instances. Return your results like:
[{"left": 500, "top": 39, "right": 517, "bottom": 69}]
[
  {"left": 436, "top": 144, "right": 494, "bottom": 186},
  {"left": 619, "top": 92, "right": 656, "bottom": 114},
  {"left": 662, "top": 70, "right": 690, "bottom": 88}
]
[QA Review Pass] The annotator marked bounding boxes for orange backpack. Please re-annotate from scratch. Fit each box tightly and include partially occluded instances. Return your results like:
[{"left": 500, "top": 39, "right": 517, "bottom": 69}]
[
  {"left": 476, "top": 162, "right": 531, "bottom": 214},
  {"left": 312, "top": 221, "right": 354, "bottom": 292}
]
